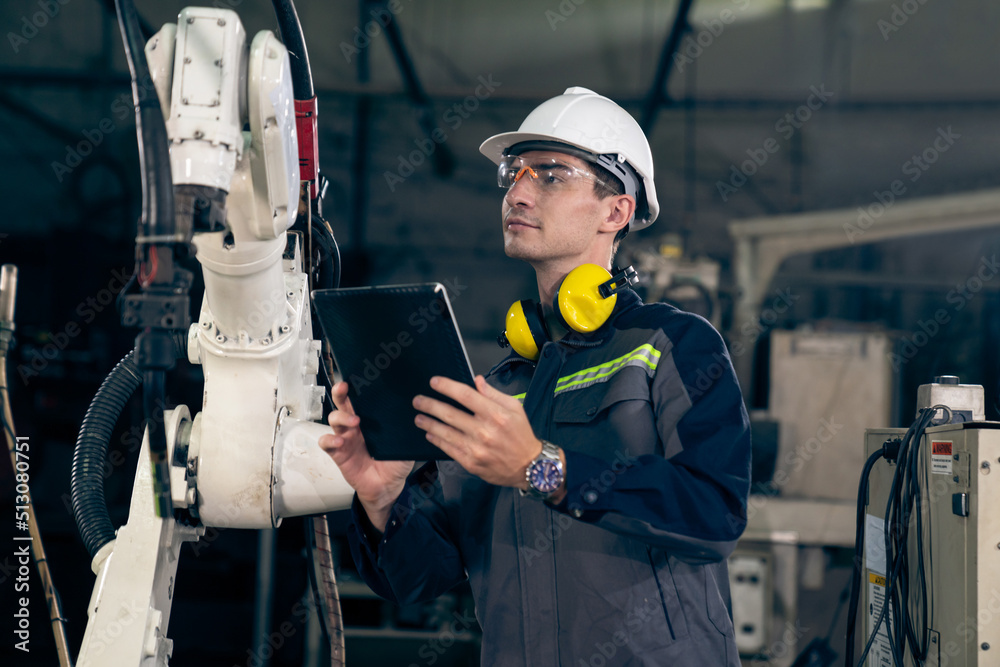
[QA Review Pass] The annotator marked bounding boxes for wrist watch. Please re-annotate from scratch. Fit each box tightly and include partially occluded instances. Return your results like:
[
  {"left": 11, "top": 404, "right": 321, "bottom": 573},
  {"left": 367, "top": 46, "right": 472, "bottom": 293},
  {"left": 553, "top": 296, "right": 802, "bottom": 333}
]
[{"left": 523, "top": 440, "right": 564, "bottom": 500}]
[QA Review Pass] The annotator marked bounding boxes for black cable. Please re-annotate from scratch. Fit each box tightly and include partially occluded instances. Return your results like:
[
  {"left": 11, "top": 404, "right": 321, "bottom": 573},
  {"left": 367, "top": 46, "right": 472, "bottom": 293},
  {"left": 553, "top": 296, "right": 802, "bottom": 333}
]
[
  {"left": 855, "top": 407, "right": 940, "bottom": 666},
  {"left": 72, "top": 350, "right": 143, "bottom": 557},
  {"left": 855, "top": 419, "right": 919, "bottom": 665},
  {"left": 115, "top": 263, "right": 138, "bottom": 316},
  {"left": 878, "top": 410, "right": 925, "bottom": 665},
  {"left": 885, "top": 408, "right": 935, "bottom": 664},
  {"left": 113, "top": 0, "right": 173, "bottom": 244},
  {"left": 311, "top": 213, "right": 340, "bottom": 289},
  {"left": 114, "top": 0, "right": 182, "bottom": 522},
  {"left": 906, "top": 413, "right": 930, "bottom": 660},
  {"left": 845, "top": 447, "right": 886, "bottom": 666},
  {"left": 269, "top": 0, "right": 314, "bottom": 100}
]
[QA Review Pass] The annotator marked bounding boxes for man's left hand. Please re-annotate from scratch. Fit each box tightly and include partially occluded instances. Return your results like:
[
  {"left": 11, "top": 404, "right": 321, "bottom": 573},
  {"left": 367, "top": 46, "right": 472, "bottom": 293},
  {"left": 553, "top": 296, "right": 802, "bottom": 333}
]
[{"left": 413, "top": 375, "right": 540, "bottom": 489}]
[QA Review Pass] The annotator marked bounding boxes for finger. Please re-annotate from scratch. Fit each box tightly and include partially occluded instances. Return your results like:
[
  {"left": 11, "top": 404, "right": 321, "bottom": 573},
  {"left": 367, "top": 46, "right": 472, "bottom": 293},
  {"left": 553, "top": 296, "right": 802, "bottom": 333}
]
[
  {"left": 327, "top": 410, "right": 360, "bottom": 431},
  {"left": 318, "top": 433, "right": 343, "bottom": 452},
  {"left": 330, "top": 382, "right": 356, "bottom": 415},
  {"left": 418, "top": 420, "right": 466, "bottom": 461},
  {"left": 413, "top": 394, "right": 477, "bottom": 436},
  {"left": 429, "top": 376, "right": 495, "bottom": 416},
  {"left": 474, "top": 375, "right": 522, "bottom": 408}
]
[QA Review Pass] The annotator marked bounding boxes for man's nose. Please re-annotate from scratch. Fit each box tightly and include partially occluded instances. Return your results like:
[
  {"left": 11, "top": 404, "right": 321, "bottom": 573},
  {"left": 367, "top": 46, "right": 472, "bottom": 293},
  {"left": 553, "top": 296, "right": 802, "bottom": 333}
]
[{"left": 504, "top": 178, "right": 535, "bottom": 208}]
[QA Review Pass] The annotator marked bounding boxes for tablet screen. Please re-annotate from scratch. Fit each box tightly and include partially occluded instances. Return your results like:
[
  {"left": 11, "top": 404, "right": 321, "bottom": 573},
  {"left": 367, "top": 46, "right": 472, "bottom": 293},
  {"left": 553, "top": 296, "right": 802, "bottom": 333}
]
[{"left": 312, "top": 283, "right": 476, "bottom": 460}]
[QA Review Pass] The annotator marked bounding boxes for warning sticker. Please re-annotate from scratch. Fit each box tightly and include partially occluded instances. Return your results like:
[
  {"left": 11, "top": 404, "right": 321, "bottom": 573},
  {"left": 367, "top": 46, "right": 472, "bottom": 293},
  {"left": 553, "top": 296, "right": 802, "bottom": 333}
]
[
  {"left": 931, "top": 441, "right": 953, "bottom": 475},
  {"left": 867, "top": 572, "right": 893, "bottom": 666},
  {"left": 865, "top": 515, "right": 886, "bottom": 577}
]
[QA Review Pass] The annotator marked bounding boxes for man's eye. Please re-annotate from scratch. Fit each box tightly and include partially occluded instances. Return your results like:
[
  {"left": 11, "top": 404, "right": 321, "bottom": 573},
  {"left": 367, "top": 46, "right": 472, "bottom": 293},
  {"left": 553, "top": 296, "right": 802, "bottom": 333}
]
[{"left": 538, "top": 169, "right": 566, "bottom": 184}]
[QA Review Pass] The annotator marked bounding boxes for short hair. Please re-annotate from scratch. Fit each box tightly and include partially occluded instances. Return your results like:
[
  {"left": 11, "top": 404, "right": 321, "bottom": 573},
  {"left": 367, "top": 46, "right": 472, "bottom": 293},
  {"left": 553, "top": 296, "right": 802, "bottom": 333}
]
[{"left": 589, "top": 161, "right": 629, "bottom": 257}]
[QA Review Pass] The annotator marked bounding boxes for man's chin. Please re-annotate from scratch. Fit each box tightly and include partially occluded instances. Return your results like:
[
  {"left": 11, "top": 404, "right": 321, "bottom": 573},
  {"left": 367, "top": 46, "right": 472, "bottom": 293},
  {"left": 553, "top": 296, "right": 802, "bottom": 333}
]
[{"left": 503, "top": 242, "right": 537, "bottom": 262}]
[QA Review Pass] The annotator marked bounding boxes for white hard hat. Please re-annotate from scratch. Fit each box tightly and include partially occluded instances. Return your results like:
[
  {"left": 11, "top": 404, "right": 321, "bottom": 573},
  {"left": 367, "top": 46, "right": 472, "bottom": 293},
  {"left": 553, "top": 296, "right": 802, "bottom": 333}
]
[{"left": 479, "top": 86, "right": 658, "bottom": 230}]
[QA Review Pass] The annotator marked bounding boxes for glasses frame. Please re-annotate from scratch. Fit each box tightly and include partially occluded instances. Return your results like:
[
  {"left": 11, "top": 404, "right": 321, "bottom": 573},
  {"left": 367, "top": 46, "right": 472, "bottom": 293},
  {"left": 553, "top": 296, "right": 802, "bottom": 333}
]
[{"left": 497, "top": 154, "right": 612, "bottom": 193}]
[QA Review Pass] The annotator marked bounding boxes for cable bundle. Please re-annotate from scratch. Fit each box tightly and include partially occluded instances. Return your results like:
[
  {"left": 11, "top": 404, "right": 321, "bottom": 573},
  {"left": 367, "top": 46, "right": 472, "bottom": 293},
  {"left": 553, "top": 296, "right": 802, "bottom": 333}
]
[{"left": 847, "top": 405, "right": 948, "bottom": 666}]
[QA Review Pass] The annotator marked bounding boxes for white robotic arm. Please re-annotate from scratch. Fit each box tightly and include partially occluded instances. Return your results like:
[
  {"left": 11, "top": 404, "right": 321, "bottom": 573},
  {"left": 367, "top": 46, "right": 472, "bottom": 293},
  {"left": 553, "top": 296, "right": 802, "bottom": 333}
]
[{"left": 77, "top": 8, "right": 352, "bottom": 665}]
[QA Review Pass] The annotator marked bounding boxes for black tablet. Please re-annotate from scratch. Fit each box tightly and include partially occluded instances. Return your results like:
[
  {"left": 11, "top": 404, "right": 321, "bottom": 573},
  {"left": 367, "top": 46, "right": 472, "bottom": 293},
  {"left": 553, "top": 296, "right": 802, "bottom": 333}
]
[{"left": 311, "top": 283, "right": 476, "bottom": 460}]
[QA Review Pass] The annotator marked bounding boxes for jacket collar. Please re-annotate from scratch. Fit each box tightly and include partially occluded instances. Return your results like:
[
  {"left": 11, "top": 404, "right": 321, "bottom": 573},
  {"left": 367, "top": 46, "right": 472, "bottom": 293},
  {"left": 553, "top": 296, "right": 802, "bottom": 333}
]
[{"left": 557, "top": 287, "right": 642, "bottom": 349}]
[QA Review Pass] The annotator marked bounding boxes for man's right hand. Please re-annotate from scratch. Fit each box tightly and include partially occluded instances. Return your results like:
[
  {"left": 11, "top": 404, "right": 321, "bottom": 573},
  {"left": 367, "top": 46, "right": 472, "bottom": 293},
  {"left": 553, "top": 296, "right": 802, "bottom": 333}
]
[{"left": 319, "top": 381, "right": 414, "bottom": 533}]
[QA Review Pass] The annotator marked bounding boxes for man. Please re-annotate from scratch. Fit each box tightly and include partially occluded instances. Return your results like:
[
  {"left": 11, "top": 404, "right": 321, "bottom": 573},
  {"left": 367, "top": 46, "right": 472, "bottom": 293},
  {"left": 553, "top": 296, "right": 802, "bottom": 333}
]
[{"left": 320, "top": 87, "right": 751, "bottom": 665}]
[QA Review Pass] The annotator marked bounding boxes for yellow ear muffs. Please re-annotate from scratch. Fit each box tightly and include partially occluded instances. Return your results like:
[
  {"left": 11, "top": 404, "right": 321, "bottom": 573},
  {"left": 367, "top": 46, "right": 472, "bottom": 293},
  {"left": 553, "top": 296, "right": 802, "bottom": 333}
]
[
  {"left": 501, "top": 299, "right": 548, "bottom": 360},
  {"left": 555, "top": 263, "right": 617, "bottom": 333},
  {"left": 498, "top": 265, "right": 638, "bottom": 358}
]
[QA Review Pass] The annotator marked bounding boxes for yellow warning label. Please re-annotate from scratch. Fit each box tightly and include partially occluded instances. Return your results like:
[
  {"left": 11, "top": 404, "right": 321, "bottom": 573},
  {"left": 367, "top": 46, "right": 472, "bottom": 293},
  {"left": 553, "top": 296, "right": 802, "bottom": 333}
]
[{"left": 869, "top": 572, "right": 886, "bottom": 587}]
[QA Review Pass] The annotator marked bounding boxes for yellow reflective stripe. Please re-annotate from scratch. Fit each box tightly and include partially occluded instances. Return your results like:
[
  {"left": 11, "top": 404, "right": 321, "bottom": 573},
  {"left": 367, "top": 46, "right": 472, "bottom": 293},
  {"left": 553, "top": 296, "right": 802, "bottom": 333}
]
[
  {"left": 553, "top": 344, "right": 660, "bottom": 395},
  {"left": 513, "top": 392, "right": 526, "bottom": 403}
]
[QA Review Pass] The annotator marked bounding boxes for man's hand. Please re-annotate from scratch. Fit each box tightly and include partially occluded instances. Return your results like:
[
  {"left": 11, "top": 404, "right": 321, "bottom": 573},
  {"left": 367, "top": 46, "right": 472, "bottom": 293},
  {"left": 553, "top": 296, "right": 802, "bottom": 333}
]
[
  {"left": 413, "top": 375, "right": 542, "bottom": 489},
  {"left": 319, "top": 381, "right": 414, "bottom": 532}
]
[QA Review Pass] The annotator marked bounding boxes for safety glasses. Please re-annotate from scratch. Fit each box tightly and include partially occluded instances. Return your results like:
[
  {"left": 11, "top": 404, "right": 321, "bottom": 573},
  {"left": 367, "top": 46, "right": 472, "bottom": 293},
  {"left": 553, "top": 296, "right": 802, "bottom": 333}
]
[{"left": 497, "top": 155, "right": 609, "bottom": 193}]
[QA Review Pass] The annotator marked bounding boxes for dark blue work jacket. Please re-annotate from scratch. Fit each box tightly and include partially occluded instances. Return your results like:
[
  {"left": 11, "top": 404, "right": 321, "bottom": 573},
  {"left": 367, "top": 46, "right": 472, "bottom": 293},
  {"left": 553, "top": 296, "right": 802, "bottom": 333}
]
[{"left": 347, "top": 289, "right": 751, "bottom": 666}]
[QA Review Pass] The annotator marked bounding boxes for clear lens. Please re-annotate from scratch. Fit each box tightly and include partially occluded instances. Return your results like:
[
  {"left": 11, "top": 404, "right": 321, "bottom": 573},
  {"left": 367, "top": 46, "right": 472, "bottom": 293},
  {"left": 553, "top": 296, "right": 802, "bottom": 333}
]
[{"left": 497, "top": 155, "right": 607, "bottom": 192}]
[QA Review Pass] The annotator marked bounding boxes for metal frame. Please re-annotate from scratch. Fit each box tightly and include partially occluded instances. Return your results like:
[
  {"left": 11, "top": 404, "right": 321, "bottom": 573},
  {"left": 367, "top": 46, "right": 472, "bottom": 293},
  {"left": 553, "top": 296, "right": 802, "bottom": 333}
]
[{"left": 727, "top": 187, "right": 1000, "bottom": 394}]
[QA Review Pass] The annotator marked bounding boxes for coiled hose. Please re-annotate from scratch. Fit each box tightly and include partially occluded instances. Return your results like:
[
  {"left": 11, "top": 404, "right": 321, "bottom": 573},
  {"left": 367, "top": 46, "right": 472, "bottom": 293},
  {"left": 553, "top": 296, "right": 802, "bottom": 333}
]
[{"left": 71, "top": 349, "right": 143, "bottom": 558}]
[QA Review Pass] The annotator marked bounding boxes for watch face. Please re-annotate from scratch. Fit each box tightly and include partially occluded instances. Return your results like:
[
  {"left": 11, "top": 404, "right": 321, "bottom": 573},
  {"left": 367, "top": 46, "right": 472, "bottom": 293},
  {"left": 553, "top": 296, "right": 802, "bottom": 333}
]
[{"left": 529, "top": 460, "right": 563, "bottom": 494}]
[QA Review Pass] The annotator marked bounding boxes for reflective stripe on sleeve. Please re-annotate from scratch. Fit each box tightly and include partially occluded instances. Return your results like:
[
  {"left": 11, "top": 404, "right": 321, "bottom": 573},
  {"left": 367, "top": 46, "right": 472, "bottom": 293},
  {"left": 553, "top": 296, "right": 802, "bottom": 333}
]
[{"left": 553, "top": 344, "right": 660, "bottom": 396}]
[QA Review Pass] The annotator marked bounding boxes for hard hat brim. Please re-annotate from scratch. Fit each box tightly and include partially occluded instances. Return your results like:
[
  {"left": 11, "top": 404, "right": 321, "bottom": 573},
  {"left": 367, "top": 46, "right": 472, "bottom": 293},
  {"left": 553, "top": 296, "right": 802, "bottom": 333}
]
[{"left": 479, "top": 131, "right": 602, "bottom": 166}]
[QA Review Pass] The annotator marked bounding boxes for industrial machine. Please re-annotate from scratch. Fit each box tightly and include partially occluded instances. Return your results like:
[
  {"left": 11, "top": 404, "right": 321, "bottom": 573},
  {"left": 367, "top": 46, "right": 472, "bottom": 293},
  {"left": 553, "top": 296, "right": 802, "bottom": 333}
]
[
  {"left": 849, "top": 376, "right": 998, "bottom": 666},
  {"left": 626, "top": 233, "right": 721, "bottom": 329},
  {"left": 63, "top": 2, "right": 355, "bottom": 665}
]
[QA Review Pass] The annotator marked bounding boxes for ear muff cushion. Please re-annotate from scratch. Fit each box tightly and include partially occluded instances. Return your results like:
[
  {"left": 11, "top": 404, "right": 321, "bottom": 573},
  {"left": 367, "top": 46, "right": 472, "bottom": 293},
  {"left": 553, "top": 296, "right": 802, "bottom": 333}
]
[
  {"left": 505, "top": 299, "right": 548, "bottom": 360},
  {"left": 556, "top": 264, "right": 617, "bottom": 333}
]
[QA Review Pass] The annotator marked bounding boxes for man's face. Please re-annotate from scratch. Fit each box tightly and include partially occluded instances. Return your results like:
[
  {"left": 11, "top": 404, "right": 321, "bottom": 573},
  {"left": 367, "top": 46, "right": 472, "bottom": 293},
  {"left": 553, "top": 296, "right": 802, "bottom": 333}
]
[{"left": 500, "top": 150, "right": 612, "bottom": 265}]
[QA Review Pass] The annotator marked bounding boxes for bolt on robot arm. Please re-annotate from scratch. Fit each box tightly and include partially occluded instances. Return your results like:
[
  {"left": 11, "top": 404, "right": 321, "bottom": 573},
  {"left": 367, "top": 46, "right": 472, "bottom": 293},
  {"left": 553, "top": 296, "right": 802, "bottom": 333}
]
[{"left": 76, "top": 7, "right": 352, "bottom": 665}]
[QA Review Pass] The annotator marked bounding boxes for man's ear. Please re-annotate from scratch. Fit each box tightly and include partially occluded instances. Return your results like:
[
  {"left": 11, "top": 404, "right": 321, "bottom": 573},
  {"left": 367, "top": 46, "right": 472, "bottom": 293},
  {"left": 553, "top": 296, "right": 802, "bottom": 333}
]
[{"left": 600, "top": 194, "right": 636, "bottom": 234}]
